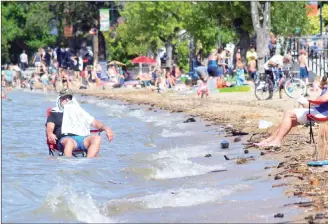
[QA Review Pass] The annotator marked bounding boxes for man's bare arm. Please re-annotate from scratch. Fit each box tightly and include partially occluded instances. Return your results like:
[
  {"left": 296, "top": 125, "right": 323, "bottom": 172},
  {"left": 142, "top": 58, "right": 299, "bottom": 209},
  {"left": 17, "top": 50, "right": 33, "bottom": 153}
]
[{"left": 91, "top": 120, "right": 114, "bottom": 141}]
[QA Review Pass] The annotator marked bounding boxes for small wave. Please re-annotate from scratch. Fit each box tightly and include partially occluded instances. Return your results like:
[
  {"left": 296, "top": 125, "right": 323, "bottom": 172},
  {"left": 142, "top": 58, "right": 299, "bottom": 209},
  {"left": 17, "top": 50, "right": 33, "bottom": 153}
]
[
  {"left": 38, "top": 184, "right": 113, "bottom": 223},
  {"left": 151, "top": 145, "right": 211, "bottom": 160},
  {"left": 96, "top": 102, "right": 110, "bottom": 108},
  {"left": 161, "top": 129, "right": 194, "bottom": 138},
  {"left": 111, "top": 184, "right": 248, "bottom": 209},
  {"left": 128, "top": 109, "right": 145, "bottom": 119},
  {"left": 150, "top": 158, "right": 225, "bottom": 179},
  {"left": 104, "top": 104, "right": 128, "bottom": 117}
]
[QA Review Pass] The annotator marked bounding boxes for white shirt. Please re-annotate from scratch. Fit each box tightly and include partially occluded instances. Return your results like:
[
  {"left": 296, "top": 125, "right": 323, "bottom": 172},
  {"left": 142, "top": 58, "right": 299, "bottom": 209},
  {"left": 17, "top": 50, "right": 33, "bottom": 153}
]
[
  {"left": 264, "top": 54, "right": 284, "bottom": 70},
  {"left": 20, "top": 53, "right": 28, "bottom": 63},
  {"left": 61, "top": 99, "right": 95, "bottom": 136}
]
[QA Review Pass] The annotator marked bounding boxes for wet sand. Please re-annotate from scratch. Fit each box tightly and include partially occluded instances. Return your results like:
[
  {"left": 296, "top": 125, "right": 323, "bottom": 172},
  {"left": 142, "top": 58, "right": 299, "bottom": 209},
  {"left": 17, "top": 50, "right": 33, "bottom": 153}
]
[{"left": 72, "top": 86, "right": 328, "bottom": 222}]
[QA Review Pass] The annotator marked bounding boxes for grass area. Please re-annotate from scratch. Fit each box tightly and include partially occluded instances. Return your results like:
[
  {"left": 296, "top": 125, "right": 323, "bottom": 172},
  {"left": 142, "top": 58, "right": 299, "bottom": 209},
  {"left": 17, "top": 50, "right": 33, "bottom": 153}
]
[{"left": 217, "top": 85, "right": 251, "bottom": 93}]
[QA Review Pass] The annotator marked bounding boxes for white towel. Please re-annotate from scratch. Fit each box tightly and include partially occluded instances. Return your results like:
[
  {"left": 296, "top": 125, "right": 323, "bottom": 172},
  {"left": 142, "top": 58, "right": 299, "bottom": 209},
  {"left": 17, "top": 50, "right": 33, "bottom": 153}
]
[{"left": 52, "top": 97, "right": 94, "bottom": 136}]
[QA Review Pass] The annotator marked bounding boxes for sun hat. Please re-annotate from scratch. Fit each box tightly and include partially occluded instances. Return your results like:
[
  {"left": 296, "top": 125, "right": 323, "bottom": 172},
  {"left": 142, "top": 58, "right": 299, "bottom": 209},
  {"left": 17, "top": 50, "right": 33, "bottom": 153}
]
[{"left": 59, "top": 88, "right": 73, "bottom": 98}]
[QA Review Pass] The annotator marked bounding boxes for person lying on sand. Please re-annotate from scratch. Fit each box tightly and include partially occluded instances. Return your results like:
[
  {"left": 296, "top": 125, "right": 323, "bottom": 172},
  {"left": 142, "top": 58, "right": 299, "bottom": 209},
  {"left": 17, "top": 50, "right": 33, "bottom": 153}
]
[{"left": 255, "top": 77, "right": 328, "bottom": 147}]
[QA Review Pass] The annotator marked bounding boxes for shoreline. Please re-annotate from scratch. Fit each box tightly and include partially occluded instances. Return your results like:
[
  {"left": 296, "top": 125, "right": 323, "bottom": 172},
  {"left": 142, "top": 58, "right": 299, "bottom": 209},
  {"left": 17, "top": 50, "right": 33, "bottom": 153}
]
[{"left": 73, "top": 87, "right": 328, "bottom": 222}]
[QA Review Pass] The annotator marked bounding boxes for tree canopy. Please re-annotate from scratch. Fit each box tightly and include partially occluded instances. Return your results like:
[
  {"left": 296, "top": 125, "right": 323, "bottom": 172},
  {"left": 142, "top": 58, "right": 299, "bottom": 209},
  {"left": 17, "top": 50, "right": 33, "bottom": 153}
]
[{"left": 1, "top": 1, "right": 322, "bottom": 67}]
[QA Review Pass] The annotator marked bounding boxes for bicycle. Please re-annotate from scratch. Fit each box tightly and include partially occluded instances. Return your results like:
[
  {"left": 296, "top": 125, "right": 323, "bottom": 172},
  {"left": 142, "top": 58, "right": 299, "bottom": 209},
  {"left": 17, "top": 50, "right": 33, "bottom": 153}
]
[
  {"left": 282, "top": 67, "right": 307, "bottom": 99},
  {"left": 254, "top": 66, "right": 280, "bottom": 100},
  {"left": 254, "top": 65, "right": 306, "bottom": 100}
]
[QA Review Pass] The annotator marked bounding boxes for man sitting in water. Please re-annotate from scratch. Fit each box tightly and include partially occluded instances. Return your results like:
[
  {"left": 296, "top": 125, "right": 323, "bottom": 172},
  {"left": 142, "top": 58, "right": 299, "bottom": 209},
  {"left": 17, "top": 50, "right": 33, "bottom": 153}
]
[{"left": 46, "top": 88, "right": 114, "bottom": 157}]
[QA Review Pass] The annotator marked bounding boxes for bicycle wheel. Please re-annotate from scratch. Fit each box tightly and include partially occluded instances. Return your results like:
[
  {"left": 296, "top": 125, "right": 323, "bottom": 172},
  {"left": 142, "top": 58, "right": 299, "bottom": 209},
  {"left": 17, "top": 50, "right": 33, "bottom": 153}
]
[
  {"left": 284, "top": 78, "right": 307, "bottom": 99},
  {"left": 255, "top": 78, "right": 272, "bottom": 100}
]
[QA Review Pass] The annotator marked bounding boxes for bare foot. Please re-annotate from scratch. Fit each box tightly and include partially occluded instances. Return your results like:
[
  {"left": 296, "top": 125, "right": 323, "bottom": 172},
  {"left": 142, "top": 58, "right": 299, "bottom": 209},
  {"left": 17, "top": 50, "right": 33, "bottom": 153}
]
[{"left": 259, "top": 140, "right": 281, "bottom": 147}]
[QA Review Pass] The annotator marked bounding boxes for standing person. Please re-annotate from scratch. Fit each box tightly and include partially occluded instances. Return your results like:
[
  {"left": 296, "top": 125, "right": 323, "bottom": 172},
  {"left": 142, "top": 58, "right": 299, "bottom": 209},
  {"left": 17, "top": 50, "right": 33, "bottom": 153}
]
[
  {"left": 70, "top": 51, "right": 80, "bottom": 80},
  {"left": 44, "top": 49, "right": 52, "bottom": 72},
  {"left": 248, "top": 56, "right": 257, "bottom": 83},
  {"left": 20, "top": 50, "right": 28, "bottom": 71},
  {"left": 32, "top": 49, "right": 42, "bottom": 73},
  {"left": 56, "top": 47, "right": 61, "bottom": 68},
  {"left": 246, "top": 45, "right": 258, "bottom": 65},
  {"left": 46, "top": 88, "right": 114, "bottom": 157},
  {"left": 2, "top": 65, "right": 14, "bottom": 91},
  {"left": 298, "top": 49, "right": 309, "bottom": 86},
  {"left": 207, "top": 49, "right": 219, "bottom": 77},
  {"left": 235, "top": 48, "right": 241, "bottom": 63},
  {"left": 217, "top": 48, "right": 226, "bottom": 76},
  {"left": 235, "top": 59, "right": 246, "bottom": 86},
  {"left": 165, "top": 67, "right": 175, "bottom": 88},
  {"left": 283, "top": 48, "right": 293, "bottom": 65}
]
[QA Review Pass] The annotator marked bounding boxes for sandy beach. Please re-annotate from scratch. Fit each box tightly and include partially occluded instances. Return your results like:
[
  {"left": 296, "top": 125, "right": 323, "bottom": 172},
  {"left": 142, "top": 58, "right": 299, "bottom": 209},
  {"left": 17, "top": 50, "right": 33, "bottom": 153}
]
[{"left": 71, "top": 86, "right": 328, "bottom": 222}]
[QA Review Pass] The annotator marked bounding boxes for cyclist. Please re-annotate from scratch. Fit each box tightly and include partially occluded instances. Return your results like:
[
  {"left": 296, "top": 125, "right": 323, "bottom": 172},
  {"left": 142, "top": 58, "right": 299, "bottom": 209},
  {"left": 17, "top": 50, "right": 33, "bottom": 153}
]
[{"left": 263, "top": 53, "right": 284, "bottom": 97}]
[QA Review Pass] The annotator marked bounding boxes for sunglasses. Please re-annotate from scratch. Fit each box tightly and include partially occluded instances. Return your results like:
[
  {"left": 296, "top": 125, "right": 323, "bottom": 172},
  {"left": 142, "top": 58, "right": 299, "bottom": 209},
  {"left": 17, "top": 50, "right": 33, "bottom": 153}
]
[{"left": 60, "top": 95, "right": 72, "bottom": 101}]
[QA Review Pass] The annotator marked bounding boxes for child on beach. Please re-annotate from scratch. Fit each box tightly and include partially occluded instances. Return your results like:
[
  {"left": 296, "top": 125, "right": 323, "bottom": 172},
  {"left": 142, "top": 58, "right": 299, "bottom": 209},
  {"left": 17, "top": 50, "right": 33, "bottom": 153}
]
[
  {"left": 235, "top": 59, "right": 246, "bottom": 86},
  {"left": 197, "top": 77, "right": 209, "bottom": 98},
  {"left": 155, "top": 73, "right": 167, "bottom": 93}
]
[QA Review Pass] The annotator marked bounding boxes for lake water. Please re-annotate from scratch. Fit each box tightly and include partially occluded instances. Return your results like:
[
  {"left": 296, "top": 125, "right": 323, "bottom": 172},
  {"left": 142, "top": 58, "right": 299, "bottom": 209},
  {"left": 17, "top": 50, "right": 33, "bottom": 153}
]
[{"left": 2, "top": 89, "right": 303, "bottom": 223}]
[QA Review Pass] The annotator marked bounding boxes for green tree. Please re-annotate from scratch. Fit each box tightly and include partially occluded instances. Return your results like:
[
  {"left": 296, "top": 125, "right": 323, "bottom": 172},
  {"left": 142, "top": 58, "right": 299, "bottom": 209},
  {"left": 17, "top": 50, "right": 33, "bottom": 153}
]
[
  {"left": 271, "top": 2, "right": 308, "bottom": 36},
  {"left": 119, "top": 2, "right": 191, "bottom": 66},
  {"left": 1, "top": 2, "right": 57, "bottom": 63},
  {"left": 1, "top": 2, "right": 24, "bottom": 62}
]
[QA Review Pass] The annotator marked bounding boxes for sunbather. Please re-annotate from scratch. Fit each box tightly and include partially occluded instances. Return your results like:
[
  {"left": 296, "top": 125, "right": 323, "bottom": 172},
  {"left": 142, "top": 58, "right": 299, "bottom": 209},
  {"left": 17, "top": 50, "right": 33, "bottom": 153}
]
[{"left": 256, "top": 77, "right": 328, "bottom": 147}]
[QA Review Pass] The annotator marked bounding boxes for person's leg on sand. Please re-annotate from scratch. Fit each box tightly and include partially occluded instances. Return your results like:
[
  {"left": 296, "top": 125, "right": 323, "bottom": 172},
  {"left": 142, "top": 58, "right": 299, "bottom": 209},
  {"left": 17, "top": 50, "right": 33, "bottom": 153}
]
[{"left": 256, "top": 110, "right": 299, "bottom": 147}]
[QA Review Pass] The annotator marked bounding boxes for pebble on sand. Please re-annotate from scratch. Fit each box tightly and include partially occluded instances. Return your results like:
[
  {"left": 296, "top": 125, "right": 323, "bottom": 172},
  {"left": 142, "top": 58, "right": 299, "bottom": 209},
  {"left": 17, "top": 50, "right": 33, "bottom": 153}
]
[{"left": 220, "top": 140, "right": 230, "bottom": 149}]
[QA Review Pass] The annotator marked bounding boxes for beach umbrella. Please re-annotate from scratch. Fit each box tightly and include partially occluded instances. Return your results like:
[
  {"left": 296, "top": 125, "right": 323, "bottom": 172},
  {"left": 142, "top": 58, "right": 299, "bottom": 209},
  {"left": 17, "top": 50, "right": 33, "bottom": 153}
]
[
  {"left": 131, "top": 56, "right": 156, "bottom": 74},
  {"left": 131, "top": 56, "right": 156, "bottom": 64}
]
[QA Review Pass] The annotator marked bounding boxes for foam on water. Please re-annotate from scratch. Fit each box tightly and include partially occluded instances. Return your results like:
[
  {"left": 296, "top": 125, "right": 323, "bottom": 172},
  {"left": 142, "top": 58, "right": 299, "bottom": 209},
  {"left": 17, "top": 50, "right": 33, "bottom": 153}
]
[
  {"left": 112, "top": 184, "right": 248, "bottom": 209},
  {"left": 42, "top": 184, "right": 113, "bottom": 223},
  {"left": 104, "top": 104, "right": 128, "bottom": 117},
  {"left": 161, "top": 129, "right": 194, "bottom": 138},
  {"left": 150, "top": 156, "right": 225, "bottom": 179},
  {"left": 151, "top": 145, "right": 212, "bottom": 160},
  {"left": 128, "top": 110, "right": 182, "bottom": 127},
  {"left": 128, "top": 109, "right": 145, "bottom": 119}
]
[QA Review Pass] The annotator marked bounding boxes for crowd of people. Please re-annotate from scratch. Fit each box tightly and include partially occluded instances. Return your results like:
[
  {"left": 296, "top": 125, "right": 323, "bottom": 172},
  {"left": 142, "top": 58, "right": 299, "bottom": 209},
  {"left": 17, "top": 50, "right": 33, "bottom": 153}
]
[{"left": 0, "top": 32, "right": 314, "bottom": 100}]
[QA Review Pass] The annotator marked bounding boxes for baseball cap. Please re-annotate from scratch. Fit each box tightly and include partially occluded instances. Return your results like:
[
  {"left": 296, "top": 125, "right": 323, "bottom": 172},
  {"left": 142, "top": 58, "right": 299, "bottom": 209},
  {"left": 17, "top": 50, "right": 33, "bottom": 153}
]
[{"left": 59, "top": 88, "right": 73, "bottom": 98}]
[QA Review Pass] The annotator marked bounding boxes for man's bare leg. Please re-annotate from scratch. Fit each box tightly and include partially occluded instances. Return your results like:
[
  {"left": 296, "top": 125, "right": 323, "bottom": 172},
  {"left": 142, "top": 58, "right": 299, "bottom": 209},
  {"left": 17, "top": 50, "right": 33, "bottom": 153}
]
[
  {"left": 256, "top": 124, "right": 281, "bottom": 146},
  {"left": 258, "top": 111, "right": 298, "bottom": 147},
  {"left": 61, "top": 138, "right": 77, "bottom": 157},
  {"left": 84, "top": 136, "right": 101, "bottom": 158}
]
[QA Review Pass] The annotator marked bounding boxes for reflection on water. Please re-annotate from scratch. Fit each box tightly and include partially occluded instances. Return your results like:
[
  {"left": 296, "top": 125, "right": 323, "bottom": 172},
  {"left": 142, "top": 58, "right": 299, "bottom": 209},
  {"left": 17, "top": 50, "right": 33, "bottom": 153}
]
[{"left": 2, "top": 89, "right": 301, "bottom": 223}]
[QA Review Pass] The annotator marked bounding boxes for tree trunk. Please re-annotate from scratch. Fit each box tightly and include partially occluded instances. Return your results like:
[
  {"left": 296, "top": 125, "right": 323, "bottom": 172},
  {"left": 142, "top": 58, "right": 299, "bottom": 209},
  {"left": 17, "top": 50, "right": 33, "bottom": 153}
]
[
  {"left": 165, "top": 41, "right": 173, "bottom": 67},
  {"left": 235, "top": 29, "right": 251, "bottom": 63},
  {"left": 256, "top": 28, "right": 269, "bottom": 73},
  {"left": 251, "top": 1, "right": 271, "bottom": 73}
]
